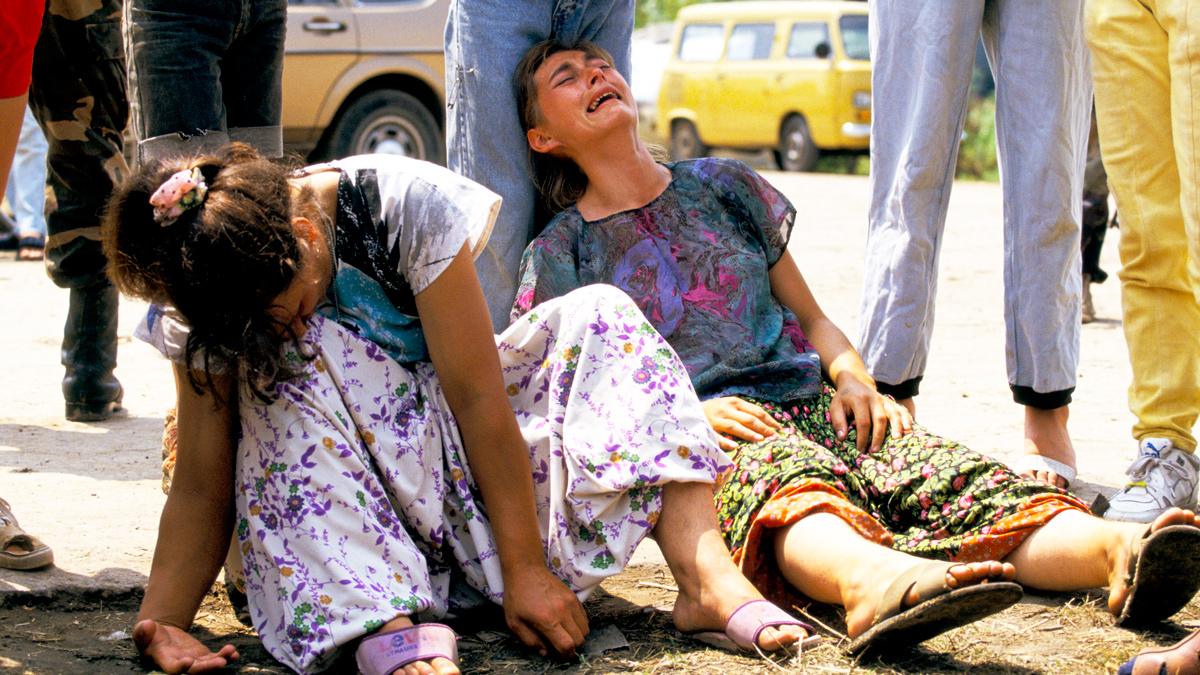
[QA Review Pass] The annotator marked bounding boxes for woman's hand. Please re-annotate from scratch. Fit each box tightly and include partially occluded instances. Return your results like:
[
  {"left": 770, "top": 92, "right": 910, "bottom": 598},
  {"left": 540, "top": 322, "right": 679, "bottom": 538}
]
[
  {"left": 502, "top": 565, "right": 589, "bottom": 658},
  {"left": 133, "top": 619, "right": 238, "bottom": 674},
  {"left": 701, "top": 397, "right": 782, "bottom": 451},
  {"left": 830, "top": 374, "right": 914, "bottom": 453}
]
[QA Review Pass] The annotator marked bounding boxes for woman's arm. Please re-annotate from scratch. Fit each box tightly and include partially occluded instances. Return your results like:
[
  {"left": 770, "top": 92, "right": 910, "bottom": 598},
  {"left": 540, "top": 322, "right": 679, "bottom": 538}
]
[
  {"left": 133, "top": 364, "right": 240, "bottom": 673},
  {"left": 415, "top": 243, "right": 589, "bottom": 657},
  {"left": 768, "top": 251, "right": 912, "bottom": 451}
]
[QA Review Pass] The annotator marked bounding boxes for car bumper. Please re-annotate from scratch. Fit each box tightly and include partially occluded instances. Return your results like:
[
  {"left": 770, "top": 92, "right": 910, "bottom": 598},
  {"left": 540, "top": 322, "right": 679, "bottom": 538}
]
[{"left": 841, "top": 122, "right": 870, "bottom": 139}]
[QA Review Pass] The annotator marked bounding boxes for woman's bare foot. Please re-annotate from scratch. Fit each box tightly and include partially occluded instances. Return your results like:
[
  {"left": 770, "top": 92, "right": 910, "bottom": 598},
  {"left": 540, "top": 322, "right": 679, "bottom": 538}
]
[
  {"left": 1106, "top": 508, "right": 1200, "bottom": 616},
  {"left": 372, "top": 616, "right": 459, "bottom": 675},
  {"left": 838, "top": 559, "right": 1015, "bottom": 638},
  {"left": 670, "top": 561, "right": 810, "bottom": 651},
  {"left": 1023, "top": 405, "right": 1076, "bottom": 488}
]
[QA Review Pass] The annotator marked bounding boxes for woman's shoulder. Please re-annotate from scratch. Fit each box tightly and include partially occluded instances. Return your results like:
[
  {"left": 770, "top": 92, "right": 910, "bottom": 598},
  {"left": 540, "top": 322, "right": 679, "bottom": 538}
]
[{"left": 668, "top": 156, "right": 756, "bottom": 182}]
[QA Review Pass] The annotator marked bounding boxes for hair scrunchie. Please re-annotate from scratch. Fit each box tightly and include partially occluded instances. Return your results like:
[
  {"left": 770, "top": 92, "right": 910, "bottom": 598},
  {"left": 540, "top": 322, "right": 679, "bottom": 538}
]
[{"left": 149, "top": 167, "right": 208, "bottom": 226}]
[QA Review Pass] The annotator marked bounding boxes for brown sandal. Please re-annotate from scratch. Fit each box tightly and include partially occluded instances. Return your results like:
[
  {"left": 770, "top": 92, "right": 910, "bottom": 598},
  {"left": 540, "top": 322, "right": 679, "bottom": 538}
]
[{"left": 0, "top": 498, "right": 53, "bottom": 570}]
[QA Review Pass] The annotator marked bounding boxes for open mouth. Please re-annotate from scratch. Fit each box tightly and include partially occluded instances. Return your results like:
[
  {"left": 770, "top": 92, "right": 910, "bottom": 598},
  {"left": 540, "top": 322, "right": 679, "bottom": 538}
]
[{"left": 587, "top": 91, "right": 619, "bottom": 113}]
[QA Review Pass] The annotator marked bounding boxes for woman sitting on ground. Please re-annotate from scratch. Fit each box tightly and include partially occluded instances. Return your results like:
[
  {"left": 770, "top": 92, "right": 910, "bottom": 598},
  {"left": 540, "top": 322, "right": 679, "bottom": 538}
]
[
  {"left": 103, "top": 144, "right": 813, "bottom": 674},
  {"left": 512, "top": 39, "right": 1200, "bottom": 656}
]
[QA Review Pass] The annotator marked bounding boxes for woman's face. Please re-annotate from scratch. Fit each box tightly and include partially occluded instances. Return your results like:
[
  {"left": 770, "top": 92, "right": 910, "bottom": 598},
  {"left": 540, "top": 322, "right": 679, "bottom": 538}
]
[
  {"left": 267, "top": 219, "right": 329, "bottom": 338},
  {"left": 528, "top": 49, "right": 637, "bottom": 156}
]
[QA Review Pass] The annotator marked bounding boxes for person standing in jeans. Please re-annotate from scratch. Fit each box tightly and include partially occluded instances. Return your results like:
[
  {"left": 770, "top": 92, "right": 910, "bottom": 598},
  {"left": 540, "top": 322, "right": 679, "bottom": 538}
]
[
  {"left": 857, "top": 0, "right": 1091, "bottom": 488},
  {"left": 29, "top": 0, "right": 129, "bottom": 423},
  {"left": 124, "top": 0, "right": 287, "bottom": 164},
  {"left": 4, "top": 106, "right": 49, "bottom": 261},
  {"left": 445, "top": 0, "right": 635, "bottom": 329},
  {"left": 1086, "top": 0, "right": 1200, "bottom": 522}
]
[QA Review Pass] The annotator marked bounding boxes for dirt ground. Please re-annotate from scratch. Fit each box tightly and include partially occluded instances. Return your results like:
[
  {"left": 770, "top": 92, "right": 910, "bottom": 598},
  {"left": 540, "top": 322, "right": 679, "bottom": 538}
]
[{"left": 4, "top": 568, "right": 1199, "bottom": 674}]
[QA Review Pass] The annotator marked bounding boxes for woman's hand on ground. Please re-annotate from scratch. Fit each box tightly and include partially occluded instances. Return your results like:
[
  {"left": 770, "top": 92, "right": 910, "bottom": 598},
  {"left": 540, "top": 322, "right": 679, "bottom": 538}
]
[
  {"left": 830, "top": 376, "right": 914, "bottom": 453},
  {"left": 503, "top": 565, "right": 589, "bottom": 658},
  {"left": 702, "top": 397, "right": 782, "bottom": 450},
  {"left": 133, "top": 619, "right": 238, "bottom": 673}
]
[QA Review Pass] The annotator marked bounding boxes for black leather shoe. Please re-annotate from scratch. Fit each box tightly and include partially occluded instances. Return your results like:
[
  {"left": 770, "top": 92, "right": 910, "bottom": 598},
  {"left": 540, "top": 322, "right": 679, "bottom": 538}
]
[{"left": 62, "top": 282, "right": 125, "bottom": 422}]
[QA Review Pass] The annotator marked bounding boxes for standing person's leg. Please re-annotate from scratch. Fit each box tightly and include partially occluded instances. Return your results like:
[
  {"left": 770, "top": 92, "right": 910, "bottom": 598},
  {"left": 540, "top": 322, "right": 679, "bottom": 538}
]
[
  {"left": 28, "top": 0, "right": 128, "bottom": 422},
  {"left": 124, "top": 0, "right": 236, "bottom": 163},
  {"left": 982, "top": 0, "right": 1090, "bottom": 488},
  {"left": 445, "top": 0, "right": 633, "bottom": 329},
  {"left": 220, "top": 0, "right": 286, "bottom": 156},
  {"left": 446, "top": 0, "right": 551, "bottom": 329},
  {"left": 6, "top": 106, "right": 48, "bottom": 260},
  {"left": 1087, "top": 0, "right": 1200, "bottom": 522},
  {"left": 858, "top": 0, "right": 984, "bottom": 413}
]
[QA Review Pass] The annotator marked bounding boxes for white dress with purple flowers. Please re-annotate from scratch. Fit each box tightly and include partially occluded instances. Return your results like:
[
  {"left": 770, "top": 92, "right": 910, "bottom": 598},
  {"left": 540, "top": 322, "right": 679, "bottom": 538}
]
[{"left": 139, "top": 156, "right": 729, "bottom": 673}]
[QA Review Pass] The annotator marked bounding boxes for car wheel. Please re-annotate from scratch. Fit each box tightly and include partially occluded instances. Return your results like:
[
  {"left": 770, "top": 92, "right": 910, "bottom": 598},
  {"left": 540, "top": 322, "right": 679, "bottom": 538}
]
[
  {"left": 329, "top": 90, "right": 444, "bottom": 164},
  {"left": 777, "top": 115, "right": 819, "bottom": 172},
  {"left": 669, "top": 120, "right": 707, "bottom": 160}
]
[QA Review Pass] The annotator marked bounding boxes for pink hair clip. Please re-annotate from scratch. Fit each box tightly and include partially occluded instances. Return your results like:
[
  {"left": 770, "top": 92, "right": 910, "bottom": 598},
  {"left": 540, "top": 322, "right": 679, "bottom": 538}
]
[{"left": 149, "top": 167, "right": 208, "bottom": 226}]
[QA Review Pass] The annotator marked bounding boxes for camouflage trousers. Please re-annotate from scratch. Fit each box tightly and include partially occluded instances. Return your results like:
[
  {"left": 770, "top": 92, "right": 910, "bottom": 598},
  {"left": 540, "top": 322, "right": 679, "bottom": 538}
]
[{"left": 28, "top": 0, "right": 128, "bottom": 290}]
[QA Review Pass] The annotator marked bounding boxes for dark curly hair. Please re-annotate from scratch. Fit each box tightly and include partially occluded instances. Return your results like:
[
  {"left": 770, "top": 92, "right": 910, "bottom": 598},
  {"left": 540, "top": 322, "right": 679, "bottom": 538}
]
[
  {"left": 515, "top": 38, "right": 617, "bottom": 215},
  {"left": 102, "top": 143, "right": 318, "bottom": 404}
]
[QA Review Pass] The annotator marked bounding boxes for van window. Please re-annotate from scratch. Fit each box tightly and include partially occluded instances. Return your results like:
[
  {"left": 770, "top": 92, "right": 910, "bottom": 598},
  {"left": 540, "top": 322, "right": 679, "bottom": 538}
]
[
  {"left": 840, "top": 15, "right": 869, "bottom": 60},
  {"left": 678, "top": 24, "right": 724, "bottom": 62},
  {"left": 727, "top": 23, "right": 775, "bottom": 61},
  {"left": 786, "top": 22, "right": 830, "bottom": 60}
]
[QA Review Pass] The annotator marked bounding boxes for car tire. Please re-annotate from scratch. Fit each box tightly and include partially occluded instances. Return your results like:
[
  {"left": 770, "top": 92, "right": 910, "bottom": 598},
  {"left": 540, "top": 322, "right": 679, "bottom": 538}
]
[
  {"left": 328, "top": 90, "right": 444, "bottom": 164},
  {"left": 669, "top": 119, "right": 707, "bottom": 160},
  {"left": 776, "top": 115, "right": 819, "bottom": 172}
]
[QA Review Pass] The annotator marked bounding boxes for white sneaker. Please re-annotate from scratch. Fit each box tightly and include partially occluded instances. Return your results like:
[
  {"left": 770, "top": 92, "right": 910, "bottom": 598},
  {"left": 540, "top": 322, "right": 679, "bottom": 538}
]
[{"left": 1105, "top": 438, "right": 1200, "bottom": 523}]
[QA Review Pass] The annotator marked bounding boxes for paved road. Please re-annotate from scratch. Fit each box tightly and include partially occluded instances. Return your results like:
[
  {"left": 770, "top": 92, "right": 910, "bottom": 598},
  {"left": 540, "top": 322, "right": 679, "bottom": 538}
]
[{"left": 0, "top": 172, "right": 1133, "bottom": 596}]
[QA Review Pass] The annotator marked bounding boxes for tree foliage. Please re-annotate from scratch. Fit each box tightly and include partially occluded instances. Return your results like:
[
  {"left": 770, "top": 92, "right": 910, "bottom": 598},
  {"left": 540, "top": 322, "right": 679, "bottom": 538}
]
[{"left": 635, "top": 0, "right": 718, "bottom": 27}]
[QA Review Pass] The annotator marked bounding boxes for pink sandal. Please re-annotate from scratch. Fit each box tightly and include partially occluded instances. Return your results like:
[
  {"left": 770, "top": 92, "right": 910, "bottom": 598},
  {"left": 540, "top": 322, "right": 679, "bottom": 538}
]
[
  {"left": 355, "top": 623, "right": 459, "bottom": 675},
  {"left": 684, "top": 599, "right": 821, "bottom": 654}
]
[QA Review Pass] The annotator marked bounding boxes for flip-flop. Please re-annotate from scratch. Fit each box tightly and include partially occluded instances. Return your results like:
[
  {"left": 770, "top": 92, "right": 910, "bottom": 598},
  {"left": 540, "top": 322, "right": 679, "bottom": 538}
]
[
  {"left": 1118, "top": 627, "right": 1200, "bottom": 675},
  {"left": 846, "top": 562, "right": 1022, "bottom": 658},
  {"left": 16, "top": 234, "right": 44, "bottom": 261},
  {"left": 684, "top": 599, "right": 821, "bottom": 654},
  {"left": 1117, "top": 524, "right": 1200, "bottom": 626},
  {"left": 356, "top": 623, "right": 459, "bottom": 675},
  {"left": 1009, "top": 454, "right": 1077, "bottom": 487},
  {"left": 0, "top": 498, "right": 53, "bottom": 571}
]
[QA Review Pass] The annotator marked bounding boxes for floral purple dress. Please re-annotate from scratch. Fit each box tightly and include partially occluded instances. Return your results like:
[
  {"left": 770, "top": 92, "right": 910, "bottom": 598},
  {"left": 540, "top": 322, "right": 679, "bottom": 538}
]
[{"left": 139, "top": 156, "right": 729, "bottom": 673}]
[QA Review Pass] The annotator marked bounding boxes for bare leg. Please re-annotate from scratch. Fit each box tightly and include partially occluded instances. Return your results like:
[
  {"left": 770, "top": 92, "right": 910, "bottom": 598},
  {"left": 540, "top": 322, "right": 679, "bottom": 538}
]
[
  {"left": 1004, "top": 507, "right": 1200, "bottom": 614},
  {"left": 773, "top": 513, "right": 1014, "bottom": 638},
  {"left": 1023, "top": 405, "right": 1077, "bottom": 488},
  {"left": 375, "top": 616, "right": 459, "bottom": 675},
  {"left": 654, "top": 481, "right": 809, "bottom": 651}
]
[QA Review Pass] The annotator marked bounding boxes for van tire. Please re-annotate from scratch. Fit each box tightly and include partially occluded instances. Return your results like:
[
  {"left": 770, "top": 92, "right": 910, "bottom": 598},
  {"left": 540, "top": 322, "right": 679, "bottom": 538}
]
[
  {"left": 776, "top": 116, "right": 819, "bottom": 172},
  {"left": 329, "top": 90, "right": 444, "bottom": 164},
  {"left": 669, "top": 120, "right": 707, "bottom": 160}
]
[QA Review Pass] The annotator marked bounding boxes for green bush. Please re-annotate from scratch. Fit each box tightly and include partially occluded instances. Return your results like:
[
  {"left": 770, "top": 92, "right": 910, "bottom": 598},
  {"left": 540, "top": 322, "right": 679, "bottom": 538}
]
[{"left": 955, "top": 95, "right": 999, "bottom": 181}]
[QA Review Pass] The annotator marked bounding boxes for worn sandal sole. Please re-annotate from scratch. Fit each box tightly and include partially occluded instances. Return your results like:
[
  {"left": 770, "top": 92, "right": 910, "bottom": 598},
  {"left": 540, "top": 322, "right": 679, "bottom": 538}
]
[
  {"left": 1118, "top": 525, "right": 1200, "bottom": 626},
  {"left": 0, "top": 546, "right": 53, "bottom": 570},
  {"left": 847, "top": 581, "right": 1023, "bottom": 658}
]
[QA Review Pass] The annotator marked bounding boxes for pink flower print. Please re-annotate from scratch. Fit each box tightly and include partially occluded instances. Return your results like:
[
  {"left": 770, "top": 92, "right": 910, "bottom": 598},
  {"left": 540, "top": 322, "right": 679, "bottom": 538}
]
[
  {"left": 515, "top": 287, "right": 535, "bottom": 313},
  {"left": 681, "top": 283, "right": 729, "bottom": 318},
  {"left": 802, "top": 405, "right": 810, "bottom": 415},
  {"left": 981, "top": 525, "right": 992, "bottom": 535},
  {"left": 782, "top": 322, "right": 815, "bottom": 353},
  {"left": 891, "top": 457, "right": 904, "bottom": 471},
  {"left": 952, "top": 475, "right": 967, "bottom": 491},
  {"left": 933, "top": 528, "right": 949, "bottom": 540},
  {"left": 942, "top": 503, "right": 954, "bottom": 516},
  {"left": 832, "top": 463, "right": 848, "bottom": 476},
  {"left": 633, "top": 369, "right": 651, "bottom": 384},
  {"left": 739, "top": 470, "right": 751, "bottom": 485},
  {"left": 921, "top": 464, "right": 935, "bottom": 478},
  {"left": 752, "top": 479, "right": 767, "bottom": 496},
  {"left": 957, "top": 494, "right": 973, "bottom": 509},
  {"left": 918, "top": 492, "right": 932, "bottom": 509},
  {"left": 884, "top": 478, "right": 899, "bottom": 491},
  {"left": 920, "top": 509, "right": 928, "bottom": 520}
]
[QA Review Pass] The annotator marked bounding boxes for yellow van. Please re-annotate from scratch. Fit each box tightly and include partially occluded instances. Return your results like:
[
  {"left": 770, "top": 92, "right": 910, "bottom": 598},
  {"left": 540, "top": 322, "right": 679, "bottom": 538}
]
[{"left": 657, "top": 1, "right": 870, "bottom": 171}]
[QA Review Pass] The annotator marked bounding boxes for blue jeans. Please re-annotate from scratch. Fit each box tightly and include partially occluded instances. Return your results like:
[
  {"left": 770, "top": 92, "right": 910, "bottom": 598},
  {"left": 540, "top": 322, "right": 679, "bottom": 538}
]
[
  {"left": 445, "top": 0, "right": 634, "bottom": 328},
  {"left": 5, "top": 106, "right": 48, "bottom": 240},
  {"left": 125, "top": 0, "right": 286, "bottom": 163}
]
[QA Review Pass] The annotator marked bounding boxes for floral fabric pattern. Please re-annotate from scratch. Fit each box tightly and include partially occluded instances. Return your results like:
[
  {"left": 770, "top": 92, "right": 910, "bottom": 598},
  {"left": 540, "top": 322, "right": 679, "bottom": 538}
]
[
  {"left": 236, "top": 286, "right": 729, "bottom": 672},
  {"left": 714, "top": 386, "right": 1089, "bottom": 602},
  {"left": 513, "top": 158, "right": 822, "bottom": 403}
]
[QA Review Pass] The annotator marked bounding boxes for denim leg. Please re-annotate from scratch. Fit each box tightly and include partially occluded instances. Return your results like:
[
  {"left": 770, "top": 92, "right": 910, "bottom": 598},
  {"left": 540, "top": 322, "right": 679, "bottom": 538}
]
[
  {"left": 126, "top": 0, "right": 237, "bottom": 163},
  {"left": 983, "top": 0, "right": 1088, "bottom": 404},
  {"left": 221, "top": 0, "right": 285, "bottom": 156},
  {"left": 446, "top": 0, "right": 633, "bottom": 329},
  {"left": 5, "top": 107, "right": 48, "bottom": 239},
  {"left": 857, "top": 0, "right": 983, "bottom": 391}
]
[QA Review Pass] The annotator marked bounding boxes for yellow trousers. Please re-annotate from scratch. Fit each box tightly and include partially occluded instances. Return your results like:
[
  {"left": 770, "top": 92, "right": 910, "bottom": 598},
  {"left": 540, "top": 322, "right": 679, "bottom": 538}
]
[{"left": 1086, "top": 0, "right": 1200, "bottom": 451}]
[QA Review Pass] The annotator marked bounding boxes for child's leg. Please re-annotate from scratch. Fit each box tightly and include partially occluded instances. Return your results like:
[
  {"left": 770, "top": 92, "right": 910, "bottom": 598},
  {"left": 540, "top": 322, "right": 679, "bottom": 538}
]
[
  {"left": 1004, "top": 507, "right": 1200, "bottom": 615},
  {"left": 773, "top": 513, "right": 1013, "bottom": 638}
]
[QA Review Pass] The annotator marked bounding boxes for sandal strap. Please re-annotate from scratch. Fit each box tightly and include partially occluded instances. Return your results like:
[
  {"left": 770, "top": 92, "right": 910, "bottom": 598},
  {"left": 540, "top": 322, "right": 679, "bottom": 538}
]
[
  {"left": 873, "top": 562, "right": 954, "bottom": 625},
  {"left": 355, "top": 623, "right": 458, "bottom": 675},
  {"left": 724, "top": 599, "right": 812, "bottom": 651}
]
